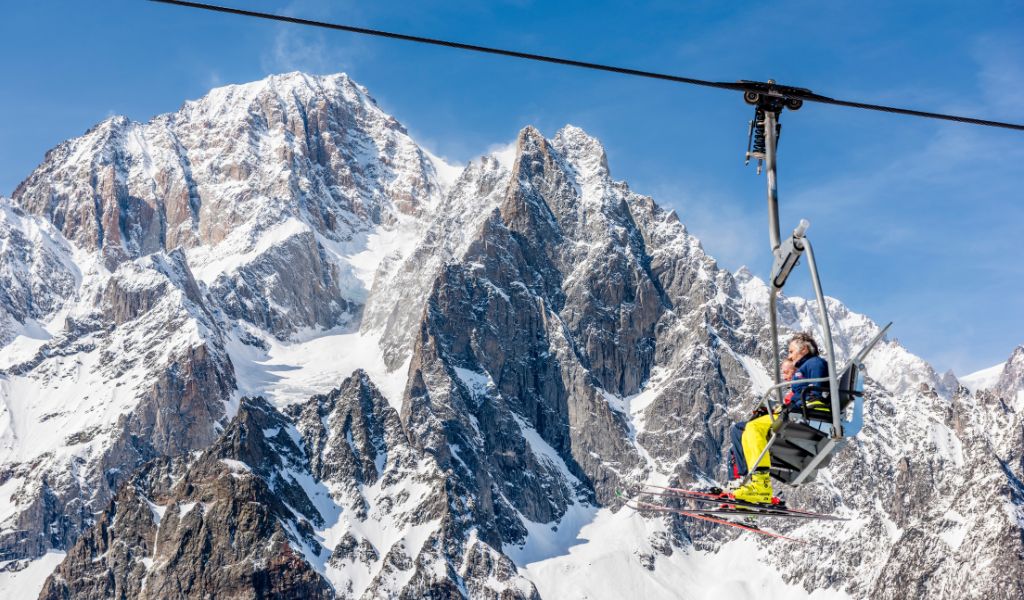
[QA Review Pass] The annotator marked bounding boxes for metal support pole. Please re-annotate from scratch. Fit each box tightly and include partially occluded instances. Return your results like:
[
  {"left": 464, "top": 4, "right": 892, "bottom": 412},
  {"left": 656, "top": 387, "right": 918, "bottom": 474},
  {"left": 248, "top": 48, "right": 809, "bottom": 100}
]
[
  {"left": 764, "top": 110, "right": 781, "bottom": 255},
  {"left": 764, "top": 109, "right": 784, "bottom": 402},
  {"left": 741, "top": 104, "right": 787, "bottom": 486},
  {"left": 802, "top": 239, "right": 842, "bottom": 437},
  {"left": 769, "top": 291, "right": 784, "bottom": 406}
]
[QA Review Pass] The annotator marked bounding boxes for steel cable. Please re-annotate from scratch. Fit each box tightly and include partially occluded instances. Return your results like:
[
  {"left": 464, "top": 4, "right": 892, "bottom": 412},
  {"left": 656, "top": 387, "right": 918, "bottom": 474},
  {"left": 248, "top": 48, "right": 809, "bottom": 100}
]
[{"left": 150, "top": 0, "right": 1024, "bottom": 132}]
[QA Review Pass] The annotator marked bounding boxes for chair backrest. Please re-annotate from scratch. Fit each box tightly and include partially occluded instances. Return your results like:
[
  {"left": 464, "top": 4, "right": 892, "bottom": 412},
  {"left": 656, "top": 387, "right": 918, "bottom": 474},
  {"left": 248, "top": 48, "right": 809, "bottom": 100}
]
[
  {"left": 836, "top": 362, "right": 863, "bottom": 412},
  {"left": 806, "top": 361, "right": 862, "bottom": 420}
]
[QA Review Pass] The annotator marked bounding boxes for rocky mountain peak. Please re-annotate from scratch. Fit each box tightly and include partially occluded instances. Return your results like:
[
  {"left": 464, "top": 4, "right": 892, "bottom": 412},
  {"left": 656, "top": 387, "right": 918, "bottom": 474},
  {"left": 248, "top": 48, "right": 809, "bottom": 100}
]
[
  {"left": 995, "top": 345, "right": 1024, "bottom": 404},
  {"left": 291, "top": 369, "right": 405, "bottom": 491},
  {"left": 12, "top": 70, "right": 444, "bottom": 269},
  {"left": 180, "top": 71, "right": 374, "bottom": 116},
  {"left": 552, "top": 124, "right": 610, "bottom": 182},
  {"left": 495, "top": 128, "right": 569, "bottom": 289},
  {"left": 733, "top": 265, "right": 755, "bottom": 283}
]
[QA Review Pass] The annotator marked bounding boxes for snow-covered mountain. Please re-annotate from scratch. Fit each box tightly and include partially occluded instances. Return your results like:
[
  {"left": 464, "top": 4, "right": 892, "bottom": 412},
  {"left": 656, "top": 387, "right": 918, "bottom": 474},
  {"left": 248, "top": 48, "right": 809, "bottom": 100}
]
[{"left": 0, "top": 72, "right": 1021, "bottom": 599}]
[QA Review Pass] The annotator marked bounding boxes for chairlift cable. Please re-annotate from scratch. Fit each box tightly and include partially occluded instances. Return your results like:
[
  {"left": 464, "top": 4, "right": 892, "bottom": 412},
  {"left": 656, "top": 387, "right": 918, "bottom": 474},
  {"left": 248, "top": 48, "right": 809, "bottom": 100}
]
[
  {"left": 150, "top": 0, "right": 1024, "bottom": 132},
  {"left": 150, "top": 0, "right": 747, "bottom": 92}
]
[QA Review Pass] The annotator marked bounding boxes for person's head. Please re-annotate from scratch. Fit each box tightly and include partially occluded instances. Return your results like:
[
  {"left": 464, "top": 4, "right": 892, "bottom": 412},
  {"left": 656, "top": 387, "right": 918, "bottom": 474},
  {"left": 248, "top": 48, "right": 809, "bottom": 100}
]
[
  {"left": 787, "top": 332, "right": 819, "bottom": 363},
  {"left": 781, "top": 359, "right": 796, "bottom": 381}
]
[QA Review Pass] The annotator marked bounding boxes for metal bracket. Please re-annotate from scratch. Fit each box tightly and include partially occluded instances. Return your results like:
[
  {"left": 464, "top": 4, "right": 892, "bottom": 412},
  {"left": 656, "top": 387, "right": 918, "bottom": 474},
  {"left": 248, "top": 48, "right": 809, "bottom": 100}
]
[{"left": 771, "top": 220, "right": 809, "bottom": 289}]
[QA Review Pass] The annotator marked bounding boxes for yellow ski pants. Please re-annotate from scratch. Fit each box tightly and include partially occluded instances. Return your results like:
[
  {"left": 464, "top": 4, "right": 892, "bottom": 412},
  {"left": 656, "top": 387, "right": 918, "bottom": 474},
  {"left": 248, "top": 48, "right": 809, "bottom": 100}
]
[{"left": 742, "top": 414, "right": 774, "bottom": 470}]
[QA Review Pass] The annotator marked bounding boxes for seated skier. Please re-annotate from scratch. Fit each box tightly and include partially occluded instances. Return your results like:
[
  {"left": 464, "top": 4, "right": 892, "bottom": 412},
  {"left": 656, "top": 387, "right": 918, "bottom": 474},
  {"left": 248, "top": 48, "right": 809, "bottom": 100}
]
[
  {"left": 781, "top": 358, "right": 797, "bottom": 404},
  {"left": 728, "top": 359, "right": 793, "bottom": 480},
  {"left": 727, "top": 332, "right": 829, "bottom": 504}
]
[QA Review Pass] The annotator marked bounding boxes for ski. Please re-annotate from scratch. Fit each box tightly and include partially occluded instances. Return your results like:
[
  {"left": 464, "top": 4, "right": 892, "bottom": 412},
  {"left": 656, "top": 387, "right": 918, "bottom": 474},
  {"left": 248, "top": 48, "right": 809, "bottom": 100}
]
[
  {"left": 635, "top": 488, "right": 847, "bottom": 521},
  {"left": 627, "top": 500, "right": 806, "bottom": 543},
  {"left": 632, "top": 496, "right": 837, "bottom": 521},
  {"left": 638, "top": 483, "right": 845, "bottom": 521}
]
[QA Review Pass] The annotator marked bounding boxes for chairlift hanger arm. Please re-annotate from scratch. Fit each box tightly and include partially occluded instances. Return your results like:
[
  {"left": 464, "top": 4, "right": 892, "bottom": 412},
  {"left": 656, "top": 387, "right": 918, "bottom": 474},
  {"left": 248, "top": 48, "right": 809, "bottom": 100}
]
[{"left": 150, "top": 0, "right": 1024, "bottom": 132}]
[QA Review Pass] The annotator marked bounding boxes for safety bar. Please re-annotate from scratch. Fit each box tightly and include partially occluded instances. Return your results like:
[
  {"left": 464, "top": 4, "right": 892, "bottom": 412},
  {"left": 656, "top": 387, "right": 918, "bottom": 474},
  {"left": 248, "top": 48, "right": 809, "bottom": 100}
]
[
  {"left": 755, "top": 376, "right": 834, "bottom": 421},
  {"left": 771, "top": 220, "right": 809, "bottom": 289},
  {"left": 793, "top": 219, "right": 809, "bottom": 238}
]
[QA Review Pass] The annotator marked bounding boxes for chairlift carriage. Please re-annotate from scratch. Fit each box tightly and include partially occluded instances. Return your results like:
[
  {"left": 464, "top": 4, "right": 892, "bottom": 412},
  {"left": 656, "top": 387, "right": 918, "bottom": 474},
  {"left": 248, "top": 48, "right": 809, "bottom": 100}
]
[{"left": 736, "top": 81, "right": 894, "bottom": 487}]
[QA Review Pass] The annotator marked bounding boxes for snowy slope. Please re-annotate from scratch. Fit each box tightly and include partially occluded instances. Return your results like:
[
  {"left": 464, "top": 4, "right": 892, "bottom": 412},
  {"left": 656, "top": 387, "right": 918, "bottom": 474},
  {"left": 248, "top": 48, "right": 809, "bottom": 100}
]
[{"left": 961, "top": 361, "right": 1006, "bottom": 393}]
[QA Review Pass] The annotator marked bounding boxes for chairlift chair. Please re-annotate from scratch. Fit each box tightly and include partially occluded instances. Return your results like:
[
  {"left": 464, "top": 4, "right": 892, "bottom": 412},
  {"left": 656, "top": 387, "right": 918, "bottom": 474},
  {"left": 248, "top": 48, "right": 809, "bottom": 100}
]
[
  {"left": 759, "top": 325, "right": 890, "bottom": 485},
  {"left": 741, "top": 89, "right": 893, "bottom": 487}
]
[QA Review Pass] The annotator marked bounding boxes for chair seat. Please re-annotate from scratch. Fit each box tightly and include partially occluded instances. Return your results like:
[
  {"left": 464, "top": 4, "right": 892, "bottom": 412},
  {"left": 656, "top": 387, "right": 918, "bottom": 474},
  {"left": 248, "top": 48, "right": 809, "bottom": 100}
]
[{"left": 768, "top": 411, "right": 839, "bottom": 484}]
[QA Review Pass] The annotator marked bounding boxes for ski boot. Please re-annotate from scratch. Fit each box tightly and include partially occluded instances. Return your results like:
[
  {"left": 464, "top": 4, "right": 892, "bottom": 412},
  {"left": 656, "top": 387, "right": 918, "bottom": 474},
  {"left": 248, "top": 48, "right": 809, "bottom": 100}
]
[{"left": 731, "top": 469, "right": 773, "bottom": 505}]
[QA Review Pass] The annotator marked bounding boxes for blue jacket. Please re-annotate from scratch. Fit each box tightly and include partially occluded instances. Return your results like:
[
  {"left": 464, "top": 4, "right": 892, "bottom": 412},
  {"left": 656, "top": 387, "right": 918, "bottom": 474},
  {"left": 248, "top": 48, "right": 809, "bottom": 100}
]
[{"left": 791, "top": 355, "right": 829, "bottom": 406}]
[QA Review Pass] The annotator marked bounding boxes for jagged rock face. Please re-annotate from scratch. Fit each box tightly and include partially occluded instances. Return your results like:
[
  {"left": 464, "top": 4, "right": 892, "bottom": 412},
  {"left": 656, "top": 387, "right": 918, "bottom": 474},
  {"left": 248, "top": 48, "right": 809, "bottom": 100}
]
[
  {"left": 208, "top": 228, "right": 357, "bottom": 334},
  {"left": 13, "top": 72, "right": 439, "bottom": 256},
  {"left": 101, "top": 249, "right": 207, "bottom": 325},
  {"left": 505, "top": 127, "right": 668, "bottom": 397},
  {"left": 38, "top": 379, "right": 539, "bottom": 599},
  {"left": 361, "top": 155, "right": 511, "bottom": 370},
  {"left": 994, "top": 346, "right": 1024, "bottom": 404},
  {"left": 13, "top": 72, "right": 444, "bottom": 338},
  {"left": 969, "top": 345, "right": 1024, "bottom": 599},
  {"left": 2, "top": 71, "right": 1022, "bottom": 599},
  {"left": 0, "top": 201, "right": 78, "bottom": 347},
  {"left": 38, "top": 398, "right": 334, "bottom": 600},
  {"left": 291, "top": 371, "right": 406, "bottom": 505},
  {"left": 291, "top": 370, "right": 539, "bottom": 599},
  {"left": 0, "top": 245, "right": 234, "bottom": 560},
  {"left": 404, "top": 126, "right": 669, "bottom": 524}
]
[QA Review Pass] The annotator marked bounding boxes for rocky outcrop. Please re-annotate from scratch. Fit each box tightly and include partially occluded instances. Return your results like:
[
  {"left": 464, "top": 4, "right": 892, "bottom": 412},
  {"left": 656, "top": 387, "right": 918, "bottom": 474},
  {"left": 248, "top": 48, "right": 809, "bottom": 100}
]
[
  {"left": 208, "top": 228, "right": 357, "bottom": 336},
  {"left": 0, "top": 200, "right": 78, "bottom": 347},
  {"left": 361, "top": 155, "right": 511, "bottom": 369},
  {"left": 993, "top": 345, "right": 1024, "bottom": 404},
  {"left": 0, "top": 247, "right": 234, "bottom": 561},
  {"left": 290, "top": 370, "right": 407, "bottom": 515},
  {"left": 38, "top": 398, "right": 334, "bottom": 600},
  {"left": 101, "top": 249, "right": 207, "bottom": 325}
]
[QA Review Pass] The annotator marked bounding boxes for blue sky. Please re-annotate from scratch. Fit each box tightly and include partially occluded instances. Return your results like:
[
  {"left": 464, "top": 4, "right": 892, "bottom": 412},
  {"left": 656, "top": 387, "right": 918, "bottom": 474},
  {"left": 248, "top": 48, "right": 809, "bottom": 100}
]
[{"left": 1, "top": 1, "right": 1021, "bottom": 375}]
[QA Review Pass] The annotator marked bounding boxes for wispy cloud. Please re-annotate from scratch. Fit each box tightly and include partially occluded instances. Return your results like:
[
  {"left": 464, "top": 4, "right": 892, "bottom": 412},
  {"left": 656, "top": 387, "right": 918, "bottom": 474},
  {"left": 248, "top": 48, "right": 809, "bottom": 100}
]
[
  {"left": 261, "top": 27, "right": 354, "bottom": 75},
  {"left": 258, "top": 0, "right": 369, "bottom": 75},
  {"left": 972, "top": 34, "right": 1024, "bottom": 120},
  {"left": 785, "top": 33, "right": 1024, "bottom": 259},
  {"left": 789, "top": 125, "right": 1023, "bottom": 250},
  {"left": 205, "top": 70, "right": 223, "bottom": 89}
]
